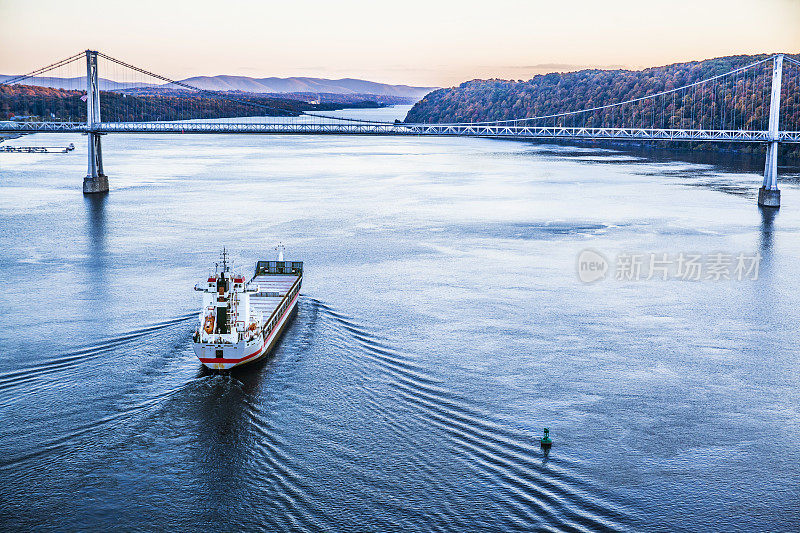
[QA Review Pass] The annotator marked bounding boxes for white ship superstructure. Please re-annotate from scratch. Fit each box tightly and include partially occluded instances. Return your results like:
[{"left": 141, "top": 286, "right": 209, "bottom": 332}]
[{"left": 192, "top": 247, "right": 302, "bottom": 370}]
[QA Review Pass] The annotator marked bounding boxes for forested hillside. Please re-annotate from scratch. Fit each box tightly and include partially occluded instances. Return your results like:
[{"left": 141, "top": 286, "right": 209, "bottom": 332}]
[
  {"left": 0, "top": 85, "right": 388, "bottom": 122},
  {"left": 405, "top": 54, "right": 800, "bottom": 134}
]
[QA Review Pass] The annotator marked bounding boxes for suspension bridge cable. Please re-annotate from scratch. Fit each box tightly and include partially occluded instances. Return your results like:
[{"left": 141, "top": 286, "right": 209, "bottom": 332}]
[
  {"left": 784, "top": 56, "right": 800, "bottom": 67},
  {"left": 0, "top": 52, "right": 85, "bottom": 87},
  {"left": 6, "top": 51, "right": 794, "bottom": 131},
  {"left": 428, "top": 56, "right": 777, "bottom": 126}
]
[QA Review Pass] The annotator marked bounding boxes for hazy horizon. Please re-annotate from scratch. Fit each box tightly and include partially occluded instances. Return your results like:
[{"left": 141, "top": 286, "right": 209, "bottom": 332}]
[
  {"left": 4, "top": 51, "right": 798, "bottom": 91},
  {"left": 1, "top": 0, "right": 799, "bottom": 87}
]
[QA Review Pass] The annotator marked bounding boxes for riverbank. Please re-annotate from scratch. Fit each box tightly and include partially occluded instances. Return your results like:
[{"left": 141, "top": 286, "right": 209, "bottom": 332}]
[
  {"left": 520, "top": 138, "right": 800, "bottom": 167},
  {"left": 0, "top": 83, "right": 403, "bottom": 123},
  {"left": 0, "top": 133, "right": 24, "bottom": 143}
]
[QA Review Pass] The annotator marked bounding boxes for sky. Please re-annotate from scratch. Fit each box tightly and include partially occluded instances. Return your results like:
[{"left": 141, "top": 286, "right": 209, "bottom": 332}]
[{"left": 1, "top": 0, "right": 798, "bottom": 87}]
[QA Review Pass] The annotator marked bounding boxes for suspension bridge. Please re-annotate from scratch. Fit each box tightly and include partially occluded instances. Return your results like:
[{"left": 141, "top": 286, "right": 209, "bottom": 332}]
[{"left": 1, "top": 51, "right": 799, "bottom": 207}]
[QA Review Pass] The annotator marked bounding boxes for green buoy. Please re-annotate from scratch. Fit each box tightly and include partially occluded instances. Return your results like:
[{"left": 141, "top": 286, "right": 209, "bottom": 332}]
[{"left": 540, "top": 427, "right": 552, "bottom": 449}]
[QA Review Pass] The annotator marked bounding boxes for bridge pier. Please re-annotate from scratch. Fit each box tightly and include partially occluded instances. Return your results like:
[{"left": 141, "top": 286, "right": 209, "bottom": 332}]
[
  {"left": 757, "top": 54, "right": 783, "bottom": 208},
  {"left": 83, "top": 132, "right": 108, "bottom": 194},
  {"left": 82, "top": 50, "right": 108, "bottom": 194},
  {"left": 758, "top": 141, "right": 780, "bottom": 207}
]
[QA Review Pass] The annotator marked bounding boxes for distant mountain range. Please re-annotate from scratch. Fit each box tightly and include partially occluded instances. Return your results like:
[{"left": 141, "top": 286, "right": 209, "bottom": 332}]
[
  {"left": 0, "top": 75, "right": 151, "bottom": 91},
  {"left": 0, "top": 74, "right": 435, "bottom": 99},
  {"left": 172, "top": 76, "right": 435, "bottom": 98}
]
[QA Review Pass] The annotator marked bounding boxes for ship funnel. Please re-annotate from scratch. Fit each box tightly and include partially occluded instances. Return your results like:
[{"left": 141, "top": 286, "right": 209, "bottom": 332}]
[{"left": 276, "top": 243, "right": 285, "bottom": 261}]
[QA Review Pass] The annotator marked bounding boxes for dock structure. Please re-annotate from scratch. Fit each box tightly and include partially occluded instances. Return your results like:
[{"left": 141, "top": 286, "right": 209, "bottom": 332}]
[{"left": 0, "top": 144, "right": 74, "bottom": 154}]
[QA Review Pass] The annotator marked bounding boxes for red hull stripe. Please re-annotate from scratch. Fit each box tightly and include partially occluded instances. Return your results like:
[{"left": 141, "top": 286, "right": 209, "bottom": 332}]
[{"left": 198, "top": 292, "right": 299, "bottom": 364}]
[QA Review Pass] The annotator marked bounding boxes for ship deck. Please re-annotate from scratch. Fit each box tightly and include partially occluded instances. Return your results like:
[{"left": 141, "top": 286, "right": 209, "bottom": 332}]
[{"left": 250, "top": 274, "right": 299, "bottom": 318}]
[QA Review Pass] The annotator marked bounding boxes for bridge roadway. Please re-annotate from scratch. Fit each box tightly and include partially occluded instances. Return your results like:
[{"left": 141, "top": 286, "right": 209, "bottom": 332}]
[{"left": 2, "top": 121, "right": 800, "bottom": 143}]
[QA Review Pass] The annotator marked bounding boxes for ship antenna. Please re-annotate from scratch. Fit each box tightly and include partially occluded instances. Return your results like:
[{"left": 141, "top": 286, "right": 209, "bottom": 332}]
[{"left": 221, "top": 247, "right": 229, "bottom": 272}]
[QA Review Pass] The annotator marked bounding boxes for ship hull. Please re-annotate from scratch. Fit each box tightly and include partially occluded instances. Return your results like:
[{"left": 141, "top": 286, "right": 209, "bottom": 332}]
[{"left": 193, "top": 291, "right": 299, "bottom": 371}]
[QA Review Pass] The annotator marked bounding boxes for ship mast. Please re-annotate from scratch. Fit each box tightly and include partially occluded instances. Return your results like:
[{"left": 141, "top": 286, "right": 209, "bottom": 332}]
[
  {"left": 219, "top": 247, "right": 234, "bottom": 335},
  {"left": 220, "top": 247, "right": 229, "bottom": 273}
]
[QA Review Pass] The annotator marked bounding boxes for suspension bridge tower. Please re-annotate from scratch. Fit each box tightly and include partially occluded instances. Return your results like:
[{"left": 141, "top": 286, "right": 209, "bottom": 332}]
[
  {"left": 758, "top": 54, "right": 784, "bottom": 208},
  {"left": 83, "top": 50, "right": 108, "bottom": 194}
]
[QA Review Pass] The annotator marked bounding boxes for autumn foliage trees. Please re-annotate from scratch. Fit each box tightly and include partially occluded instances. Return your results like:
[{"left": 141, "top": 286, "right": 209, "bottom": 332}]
[
  {"left": 0, "top": 85, "right": 387, "bottom": 122},
  {"left": 405, "top": 54, "right": 800, "bottom": 133},
  {"left": 0, "top": 85, "right": 86, "bottom": 121}
]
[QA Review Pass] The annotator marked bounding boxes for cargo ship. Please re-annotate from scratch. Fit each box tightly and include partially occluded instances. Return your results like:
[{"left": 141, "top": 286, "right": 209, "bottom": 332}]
[{"left": 192, "top": 247, "right": 302, "bottom": 370}]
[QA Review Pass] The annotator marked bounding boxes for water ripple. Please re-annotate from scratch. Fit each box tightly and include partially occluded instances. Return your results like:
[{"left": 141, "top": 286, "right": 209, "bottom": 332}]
[
  {"left": 312, "top": 299, "right": 633, "bottom": 531},
  {"left": 0, "top": 313, "right": 196, "bottom": 393}
]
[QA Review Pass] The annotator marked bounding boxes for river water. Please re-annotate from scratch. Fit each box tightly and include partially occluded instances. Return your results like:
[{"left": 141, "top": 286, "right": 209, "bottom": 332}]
[{"left": 1, "top": 106, "right": 799, "bottom": 531}]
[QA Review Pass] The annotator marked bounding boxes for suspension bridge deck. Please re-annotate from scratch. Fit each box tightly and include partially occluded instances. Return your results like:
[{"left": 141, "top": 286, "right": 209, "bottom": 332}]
[{"left": 2, "top": 121, "right": 799, "bottom": 143}]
